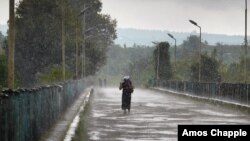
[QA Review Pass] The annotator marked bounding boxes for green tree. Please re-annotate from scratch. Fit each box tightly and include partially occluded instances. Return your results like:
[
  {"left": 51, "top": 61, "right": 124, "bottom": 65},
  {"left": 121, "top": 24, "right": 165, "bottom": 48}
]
[
  {"left": 182, "top": 35, "right": 200, "bottom": 53},
  {"left": 97, "top": 44, "right": 154, "bottom": 86},
  {"left": 173, "top": 58, "right": 192, "bottom": 80},
  {"left": 39, "top": 65, "right": 73, "bottom": 84},
  {"left": 14, "top": 0, "right": 116, "bottom": 87},
  {"left": 153, "top": 42, "right": 172, "bottom": 80},
  {"left": 190, "top": 54, "right": 220, "bottom": 82},
  {"left": 0, "top": 53, "right": 7, "bottom": 88},
  {"left": 0, "top": 33, "right": 7, "bottom": 89},
  {"left": 15, "top": 0, "right": 64, "bottom": 87},
  {"left": 211, "top": 48, "right": 218, "bottom": 59},
  {"left": 0, "top": 31, "right": 4, "bottom": 48},
  {"left": 225, "top": 57, "right": 250, "bottom": 83}
]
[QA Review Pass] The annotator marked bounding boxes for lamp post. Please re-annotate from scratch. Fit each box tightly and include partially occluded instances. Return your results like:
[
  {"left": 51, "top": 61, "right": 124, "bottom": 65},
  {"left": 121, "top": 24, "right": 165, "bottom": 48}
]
[
  {"left": 75, "top": 6, "right": 91, "bottom": 79},
  {"left": 245, "top": 0, "right": 248, "bottom": 82},
  {"left": 167, "top": 33, "right": 177, "bottom": 72},
  {"left": 79, "top": 5, "right": 90, "bottom": 79},
  {"left": 75, "top": 21, "right": 79, "bottom": 79},
  {"left": 189, "top": 19, "right": 201, "bottom": 82}
]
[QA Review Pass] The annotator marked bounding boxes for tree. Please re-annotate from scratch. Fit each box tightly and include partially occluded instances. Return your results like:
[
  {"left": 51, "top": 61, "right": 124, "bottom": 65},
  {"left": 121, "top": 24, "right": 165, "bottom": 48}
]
[
  {"left": 0, "top": 53, "right": 7, "bottom": 88},
  {"left": 153, "top": 42, "right": 172, "bottom": 80},
  {"left": 39, "top": 65, "right": 73, "bottom": 85},
  {"left": 96, "top": 44, "right": 154, "bottom": 86},
  {"left": 15, "top": 0, "right": 64, "bottom": 87},
  {"left": 0, "top": 31, "right": 4, "bottom": 48},
  {"left": 190, "top": 54, "right": 220, "bottom": 82},
  {"left": 14, "top": 0, "right": 116, "bottom": 87},
  {"left": 180, "top": 35, "right": 208, "bottom": 60},
  {"left": 182, "top": 35, "right": 200, "bottom": 52},
  {"left": 84, "top": 13, "right": 117, "bottom": 76},
  {"left": 226, "top": 57, "right": 250, "bottom": 83},
  {"left": 0, "top": 34, "right": 7, "bottom": 88},
  {"left": 211, "top": 48, "right": 218, "bottom": 59}
]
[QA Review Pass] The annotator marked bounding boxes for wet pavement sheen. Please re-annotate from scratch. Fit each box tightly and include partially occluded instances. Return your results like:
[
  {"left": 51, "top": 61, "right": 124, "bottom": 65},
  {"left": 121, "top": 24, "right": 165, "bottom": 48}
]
[{"left": 83, "top": 88, "right": 250, "bottom": 141}]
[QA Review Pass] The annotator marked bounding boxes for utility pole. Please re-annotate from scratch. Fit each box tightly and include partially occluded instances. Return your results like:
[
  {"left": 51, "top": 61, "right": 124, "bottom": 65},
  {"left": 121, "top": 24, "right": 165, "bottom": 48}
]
[
  {"left": 245, "top": 0, "right": 248, "bottom": 82},
  {"left": 75, "top": 22, "right": 79, "bottom": 79},
  {"left": 81, "top": 4, "right": 88, "bottom": 79},
  {"left": 8, "top": 0, "right": 15, "bottom": 89},
  {"left": 157, "top": 45, "right": 160, "bottom": 80},
  {"left": 75, "top": 17, "right": 79, "bottom": 79},
  {"left": 199, "top": 26, "right": 201, "bottom": 82}
]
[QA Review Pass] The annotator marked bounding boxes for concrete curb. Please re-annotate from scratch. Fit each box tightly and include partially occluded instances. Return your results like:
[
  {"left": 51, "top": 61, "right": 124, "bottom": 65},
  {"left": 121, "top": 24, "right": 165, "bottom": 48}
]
[
  {"left": 150, "top": 87, "right": 250, "bottom": 114},
  {"left": 42, "top": 87, "right": 93, "bottom": 141}
]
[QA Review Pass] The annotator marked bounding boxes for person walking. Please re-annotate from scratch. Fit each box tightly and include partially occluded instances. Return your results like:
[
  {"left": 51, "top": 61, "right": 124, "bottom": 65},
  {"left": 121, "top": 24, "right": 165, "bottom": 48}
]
[{"left": 119, "top": 76, "right": 134, "bottom": 114}]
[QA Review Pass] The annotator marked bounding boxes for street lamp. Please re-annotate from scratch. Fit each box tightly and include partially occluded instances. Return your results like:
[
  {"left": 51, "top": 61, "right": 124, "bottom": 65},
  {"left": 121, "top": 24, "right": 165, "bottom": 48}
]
[
  {"left": 75, "top": 21, "right": 79, "bottom": 79},
  {"left": 167, "top": 33, "right": 177, "bottom": 72},
  {"left": 79, "top": 5, "right": 91, "bottom": 79},
  {"left": 189, "top": 19, "right": 202, "bottom": 82},
  {"left": 75, "top": 6, "right": 91, "bottom": 79},
  {"left": 244, "top": 0, "right": 248, "bottom": 82}
]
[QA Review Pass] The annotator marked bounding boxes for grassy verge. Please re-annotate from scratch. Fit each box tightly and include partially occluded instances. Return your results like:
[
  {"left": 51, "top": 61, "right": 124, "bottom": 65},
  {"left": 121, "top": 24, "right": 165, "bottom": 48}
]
[{"left": 71, "top": 93, "right": 93, "bottom": 141}]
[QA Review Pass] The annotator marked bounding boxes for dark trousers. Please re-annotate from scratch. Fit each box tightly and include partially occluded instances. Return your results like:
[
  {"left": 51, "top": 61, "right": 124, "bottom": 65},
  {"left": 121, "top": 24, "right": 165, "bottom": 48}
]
[{"left": 122, "top": 92, "right": 131, "bottom": 110}]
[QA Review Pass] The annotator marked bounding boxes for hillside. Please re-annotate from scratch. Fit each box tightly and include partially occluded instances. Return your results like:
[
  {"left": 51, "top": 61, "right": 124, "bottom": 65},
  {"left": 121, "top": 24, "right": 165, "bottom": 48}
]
[
  {"left": 115, "top": 28, "right": 246, "bottom": 46},
  {"left": 0, "top": 25, "right": 247, "bottom": 47}
]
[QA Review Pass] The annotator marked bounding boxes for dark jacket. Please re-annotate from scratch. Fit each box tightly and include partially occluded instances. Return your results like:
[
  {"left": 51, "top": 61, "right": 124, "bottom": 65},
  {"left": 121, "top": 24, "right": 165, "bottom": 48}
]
[{"left": 119, "top": 79, "right": 134, "bottom": 93}]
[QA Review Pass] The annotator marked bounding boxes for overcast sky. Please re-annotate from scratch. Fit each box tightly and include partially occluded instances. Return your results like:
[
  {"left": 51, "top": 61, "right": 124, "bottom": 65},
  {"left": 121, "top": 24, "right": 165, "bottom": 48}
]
[
  {"left": 0, "top": 0, "right": 249, "bottom": 35},
  {"left": 101, "top": 0, "right": 247, "bottom": 35}
]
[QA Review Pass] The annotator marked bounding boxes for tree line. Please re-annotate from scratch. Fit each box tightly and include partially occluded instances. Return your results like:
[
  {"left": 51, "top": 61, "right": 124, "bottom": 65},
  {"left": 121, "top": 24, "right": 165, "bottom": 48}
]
[
  {"left": 1, "top": 0, "right": 116, "bottom": 88},
  {"left": 97, "top": 35, "right": 250, "bottom": 87}
]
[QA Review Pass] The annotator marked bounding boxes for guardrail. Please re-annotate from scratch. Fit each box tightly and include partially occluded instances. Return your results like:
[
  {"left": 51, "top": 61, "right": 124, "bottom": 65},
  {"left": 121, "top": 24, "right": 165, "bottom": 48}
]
[
  {"left": 0, "top": 80, "right": 85, "bottom": 141},
  {"left": 150, "top": 80, "right": 250, "bottom": 106}
]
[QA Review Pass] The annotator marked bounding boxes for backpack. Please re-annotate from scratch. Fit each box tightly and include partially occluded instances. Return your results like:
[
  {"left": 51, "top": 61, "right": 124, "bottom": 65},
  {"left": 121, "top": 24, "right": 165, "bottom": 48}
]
[{"left": 124, "top": 79, "right": 134, "bottom": 93}]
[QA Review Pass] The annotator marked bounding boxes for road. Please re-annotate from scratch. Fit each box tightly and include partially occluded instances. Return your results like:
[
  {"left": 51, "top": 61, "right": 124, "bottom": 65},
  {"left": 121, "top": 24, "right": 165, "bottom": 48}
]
[{"left": 73, "top": 88, "right": 250, "bottom": 141}]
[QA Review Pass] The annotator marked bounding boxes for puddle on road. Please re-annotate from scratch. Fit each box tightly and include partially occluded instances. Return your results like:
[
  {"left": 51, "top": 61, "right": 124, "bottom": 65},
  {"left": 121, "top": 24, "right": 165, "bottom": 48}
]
[
  {"left": 191, "top": 109, "right": 246, "bottom": 117},
  {"left": 92, "top": 112, "right": 107, "bottom": 118},
  {"left": 70, "top": 88, "right": 250, "bottom": 141}
]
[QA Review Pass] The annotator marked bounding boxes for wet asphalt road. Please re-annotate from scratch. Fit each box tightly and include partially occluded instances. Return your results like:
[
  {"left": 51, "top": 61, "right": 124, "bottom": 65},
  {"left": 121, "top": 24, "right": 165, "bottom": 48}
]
[{"left": 82, "top": 88, "right": 250, "bottom": 141}]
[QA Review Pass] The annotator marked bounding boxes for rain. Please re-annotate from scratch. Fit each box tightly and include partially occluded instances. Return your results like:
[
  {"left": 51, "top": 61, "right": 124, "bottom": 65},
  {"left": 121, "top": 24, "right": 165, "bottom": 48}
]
[{"left": 0, "top": 0, "right": 250, "bottom": 141}]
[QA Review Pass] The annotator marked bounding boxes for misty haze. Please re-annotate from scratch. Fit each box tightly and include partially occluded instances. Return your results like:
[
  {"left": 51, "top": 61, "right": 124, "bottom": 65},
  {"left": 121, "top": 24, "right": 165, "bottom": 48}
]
[{"left": 0, "top": 0, "right": 250, "bottom": 141}]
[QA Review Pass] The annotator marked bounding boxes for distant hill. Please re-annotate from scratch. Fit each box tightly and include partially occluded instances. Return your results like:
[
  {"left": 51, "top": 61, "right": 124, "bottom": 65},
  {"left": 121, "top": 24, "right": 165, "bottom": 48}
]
[
  {"left": 115, "top": 28, "right": 246, "bottom": 47},
  {"left": 0, "top": 24, "right": 7, "bottom": 36},
  {"left": 0, "top": 25, "right": 246, "bottom": 46}
]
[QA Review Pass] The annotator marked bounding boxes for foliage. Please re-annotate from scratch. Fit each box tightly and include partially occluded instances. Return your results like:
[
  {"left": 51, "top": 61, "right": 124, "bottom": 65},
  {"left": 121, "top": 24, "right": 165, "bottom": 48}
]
[
  {"left": 190, "top": 54, "right": 220, "bottom": 82},
  {"left": 221, "top": 57, "right": 250, "bottom": 83},
  {"left": 0, "top": 31, "right": 4, "bottom": 49},
  {"left": 97, "top": 45, "right": 154, "bottom": 86},
  {"left": 174, "top": 35, "right": 244, "bottom": 83},
  {"left": 172, "top": 57, "right": 193, "bottom": 80},
  {"left": 0, "top": 53, "right": 7, "bottom": 87},
  {"left": 39, "top": 65, "right": 74, "bottom": 84},
  {"left": 96, "top": 35, "right": 250, "bottom": 84},
  {"left": 14, "top": 0, "right": 116, "bottom": 87},
  {"left": 182, "top": 35, "right": 200, "bottom": 52},
  {"left": 0, "top": 34, "right": 7, "bottom": 88},
  {"left": 153, "top": 42, "right": 172, "bottom": 80}
]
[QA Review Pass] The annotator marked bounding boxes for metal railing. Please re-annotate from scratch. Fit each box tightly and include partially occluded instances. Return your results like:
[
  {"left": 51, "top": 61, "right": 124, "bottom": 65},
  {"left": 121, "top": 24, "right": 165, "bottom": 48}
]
[
  {"left": 0, "top": 80, "right": 85, "bottom": 141},
  {"left": 151, "top": 80, "right": 250, "bottom": 106}
]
